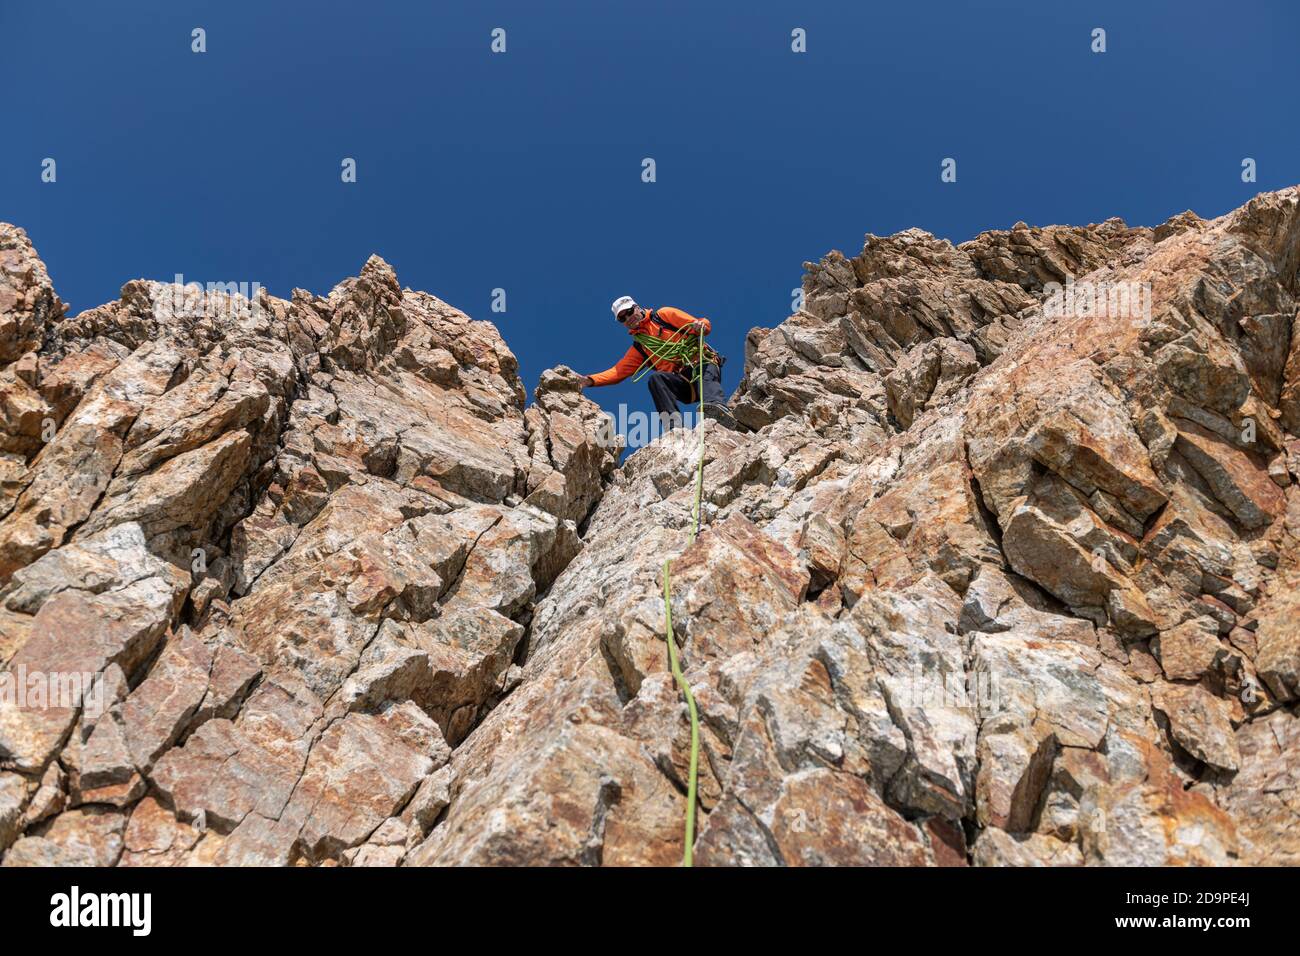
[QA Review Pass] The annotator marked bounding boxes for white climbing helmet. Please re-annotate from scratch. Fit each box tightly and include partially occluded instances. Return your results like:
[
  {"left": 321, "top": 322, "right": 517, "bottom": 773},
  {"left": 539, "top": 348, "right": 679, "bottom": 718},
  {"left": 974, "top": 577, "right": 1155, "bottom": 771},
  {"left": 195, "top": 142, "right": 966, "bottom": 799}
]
[{"left": 610, "top": 295, "right": 637, "bottom": 319}]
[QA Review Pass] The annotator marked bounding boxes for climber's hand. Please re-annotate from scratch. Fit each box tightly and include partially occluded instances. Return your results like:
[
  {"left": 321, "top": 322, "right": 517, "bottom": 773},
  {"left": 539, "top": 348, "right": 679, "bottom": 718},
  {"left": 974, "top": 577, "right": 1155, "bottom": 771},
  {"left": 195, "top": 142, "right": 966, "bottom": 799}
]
[
  {"left": 679, "top": 320, "right": 705, "bottom": 335},
  {"left": 580, "top": 375, "right": 595, "bottom": 389}
]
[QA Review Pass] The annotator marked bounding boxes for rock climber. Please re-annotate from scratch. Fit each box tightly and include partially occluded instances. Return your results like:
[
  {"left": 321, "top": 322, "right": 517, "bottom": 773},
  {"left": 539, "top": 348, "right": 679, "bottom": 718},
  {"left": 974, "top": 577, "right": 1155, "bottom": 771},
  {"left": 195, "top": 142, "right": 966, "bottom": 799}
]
[{"left": 579, "top": 296, "right": 736, "bottom": 430}]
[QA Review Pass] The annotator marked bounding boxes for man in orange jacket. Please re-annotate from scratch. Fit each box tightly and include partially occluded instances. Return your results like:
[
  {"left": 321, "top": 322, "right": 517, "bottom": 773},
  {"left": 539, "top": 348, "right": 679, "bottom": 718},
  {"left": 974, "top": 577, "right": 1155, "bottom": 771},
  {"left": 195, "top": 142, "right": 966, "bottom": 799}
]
[{"left": 580, "top": 296, "right": 735, "bottom": 430}]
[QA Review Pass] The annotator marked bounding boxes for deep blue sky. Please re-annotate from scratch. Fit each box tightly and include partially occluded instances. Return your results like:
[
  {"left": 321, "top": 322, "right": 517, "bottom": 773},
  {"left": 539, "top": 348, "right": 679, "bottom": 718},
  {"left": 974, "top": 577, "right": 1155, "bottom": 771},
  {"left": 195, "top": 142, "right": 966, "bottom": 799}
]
[{"left": 4, "top": 1, "right": 1297, "bottom": 425}]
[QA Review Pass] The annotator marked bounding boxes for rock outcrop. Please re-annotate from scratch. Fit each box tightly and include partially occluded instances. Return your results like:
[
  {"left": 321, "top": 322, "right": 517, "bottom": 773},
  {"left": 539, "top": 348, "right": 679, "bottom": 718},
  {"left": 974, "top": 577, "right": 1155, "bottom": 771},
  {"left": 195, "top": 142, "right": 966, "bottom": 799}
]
[
  {"left": 0, "top": 243, "right": 616, "bottom": 865},
  {"left": 2, "top": 186, "right": 1298, "bottom": 866}
]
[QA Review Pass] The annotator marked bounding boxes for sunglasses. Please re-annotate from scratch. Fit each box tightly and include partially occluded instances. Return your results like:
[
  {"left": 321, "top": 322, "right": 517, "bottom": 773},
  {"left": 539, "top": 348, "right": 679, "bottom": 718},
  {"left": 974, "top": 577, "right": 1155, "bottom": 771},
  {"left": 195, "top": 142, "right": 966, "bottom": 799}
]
[{"left": 616, "top": 309, "right": 638, "bottom": 323}]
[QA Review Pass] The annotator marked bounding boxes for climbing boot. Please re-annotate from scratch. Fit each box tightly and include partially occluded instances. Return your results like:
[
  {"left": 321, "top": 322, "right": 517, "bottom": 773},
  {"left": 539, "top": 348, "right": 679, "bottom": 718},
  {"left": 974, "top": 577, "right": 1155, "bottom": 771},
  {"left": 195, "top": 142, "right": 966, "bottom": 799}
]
[{"left": 702, "top": 402, "right": 737, "bottom": 430}]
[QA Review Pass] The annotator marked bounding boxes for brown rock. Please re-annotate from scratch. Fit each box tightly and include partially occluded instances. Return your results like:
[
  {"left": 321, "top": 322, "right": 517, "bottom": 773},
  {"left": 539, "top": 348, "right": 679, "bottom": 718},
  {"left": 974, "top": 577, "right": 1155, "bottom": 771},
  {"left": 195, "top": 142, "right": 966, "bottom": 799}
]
[
  {"left": 0, "top": 225, "right": 65, "bottom": 364},
  {"left": 1155, "top": 684, "right": 1241, "bottom": 772},
  {"left": 972, "top": 829, "right": 1083, "bottom": 866},
  {"left": 1151, "top": 616, "right": 1225, "bottom": 681},
  {"left": 767, "top": 769, "right": 934, "bottom": 866},
  {"left": 1174, "top": 419, "right": 1285, "bottom": 530},
  {"left": 3, "top": 187, "right": 1299, "bottom": 867},
  {"left": 2, "top": 806, "right": 125, "bottom": 867}
]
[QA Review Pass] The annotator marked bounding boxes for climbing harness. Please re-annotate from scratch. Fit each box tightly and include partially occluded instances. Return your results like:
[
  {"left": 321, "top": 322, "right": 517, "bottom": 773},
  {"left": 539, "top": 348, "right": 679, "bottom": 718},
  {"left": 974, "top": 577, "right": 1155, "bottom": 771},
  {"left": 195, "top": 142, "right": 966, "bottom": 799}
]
[{"left": 659, "top": 329, "right": 707, "bottom": 866}]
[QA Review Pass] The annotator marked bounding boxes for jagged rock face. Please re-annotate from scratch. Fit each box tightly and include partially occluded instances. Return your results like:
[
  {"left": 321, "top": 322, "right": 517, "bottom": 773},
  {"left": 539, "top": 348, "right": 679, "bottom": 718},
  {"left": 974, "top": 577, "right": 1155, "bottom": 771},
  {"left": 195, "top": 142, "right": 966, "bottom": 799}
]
[
  {"left": 2, "top": 188, "right": 1299, "bottom": 867},
  {"left": 0, "top": 234, "right": 616, "bottom": 865},
  {"left": 414, "top": 189, "right": 1300, "bottom": 868},
  {"left": 732, "top": 218, "right": 1157, "bottom": 433}
]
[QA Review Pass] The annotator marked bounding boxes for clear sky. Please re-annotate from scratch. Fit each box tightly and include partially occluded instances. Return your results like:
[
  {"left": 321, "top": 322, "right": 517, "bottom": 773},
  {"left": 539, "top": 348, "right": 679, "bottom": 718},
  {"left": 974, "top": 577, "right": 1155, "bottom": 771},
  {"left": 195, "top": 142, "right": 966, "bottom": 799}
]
[{"left": 4, "top": 1, "right": 1297, "bottom": 430}]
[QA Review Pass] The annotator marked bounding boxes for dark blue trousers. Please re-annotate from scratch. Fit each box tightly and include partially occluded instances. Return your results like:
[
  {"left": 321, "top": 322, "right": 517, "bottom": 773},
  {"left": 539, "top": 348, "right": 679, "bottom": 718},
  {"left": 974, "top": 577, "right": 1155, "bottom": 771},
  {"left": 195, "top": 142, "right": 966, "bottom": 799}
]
[{"left": 648, "top": 363, "right": 724, "bottom": 428}]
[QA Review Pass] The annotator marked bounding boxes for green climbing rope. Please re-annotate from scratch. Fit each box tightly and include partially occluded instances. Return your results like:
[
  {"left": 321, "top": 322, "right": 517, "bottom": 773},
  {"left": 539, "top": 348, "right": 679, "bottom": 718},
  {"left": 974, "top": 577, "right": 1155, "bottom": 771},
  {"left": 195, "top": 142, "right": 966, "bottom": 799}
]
[
  {"left": 688, "top": 328, "right": 706, "bottom": 545},
  {"left": 661, "top": 557, "right": 700, "bottom": 866},
  {"left": 629, "top": 328, "right": 720, "bottom": 384},
  {"left": 660, "top": 328, "right": 707, "bottom": 866}
]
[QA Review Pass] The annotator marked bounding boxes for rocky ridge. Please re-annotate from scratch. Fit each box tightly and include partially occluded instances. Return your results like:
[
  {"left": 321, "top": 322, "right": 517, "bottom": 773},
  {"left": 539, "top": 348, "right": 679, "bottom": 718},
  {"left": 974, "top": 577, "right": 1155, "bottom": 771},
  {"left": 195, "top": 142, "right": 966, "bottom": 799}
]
[{"left": 1, "top": 186, "right": 1298, "bottom": 866}]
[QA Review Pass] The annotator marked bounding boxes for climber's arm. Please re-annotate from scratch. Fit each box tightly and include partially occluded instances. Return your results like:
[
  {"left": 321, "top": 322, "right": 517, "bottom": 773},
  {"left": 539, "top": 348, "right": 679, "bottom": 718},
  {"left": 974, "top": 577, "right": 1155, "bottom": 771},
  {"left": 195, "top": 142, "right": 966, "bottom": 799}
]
[
  {"left": 585, "top": 345, "right": 643, "bottom": 387},
  {"left": 657, "top": 306, "right": 711, "bottom": 335}
]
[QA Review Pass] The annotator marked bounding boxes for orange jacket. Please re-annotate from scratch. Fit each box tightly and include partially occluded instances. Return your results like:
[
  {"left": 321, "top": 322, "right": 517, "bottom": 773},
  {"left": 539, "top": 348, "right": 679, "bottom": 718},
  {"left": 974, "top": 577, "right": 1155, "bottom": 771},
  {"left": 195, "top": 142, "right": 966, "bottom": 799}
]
[{"left": 588, "top": 307, "right": 712, "bottom": 386}]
